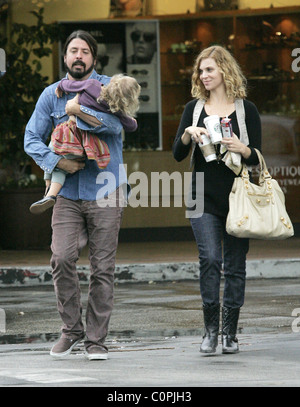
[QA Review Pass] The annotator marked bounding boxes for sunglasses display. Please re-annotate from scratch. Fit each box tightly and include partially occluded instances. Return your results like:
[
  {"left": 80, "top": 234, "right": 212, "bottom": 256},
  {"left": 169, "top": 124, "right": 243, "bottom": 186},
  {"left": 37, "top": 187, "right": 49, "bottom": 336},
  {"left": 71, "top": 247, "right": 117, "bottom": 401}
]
[
  {"left": 97, "top": 55, "right": 109, "bottom": 67},
  {"left": 138, "top": 82, "right": 148, "bottom": 88},
  {"left": 131, "top": 31, "right": 156, "bottom": 43},
  {"left": 139, "top": 95, "right": 150, "bottom": 102},
  {"left": 131, "top": 69, "right": 149, "bottom": 76}
]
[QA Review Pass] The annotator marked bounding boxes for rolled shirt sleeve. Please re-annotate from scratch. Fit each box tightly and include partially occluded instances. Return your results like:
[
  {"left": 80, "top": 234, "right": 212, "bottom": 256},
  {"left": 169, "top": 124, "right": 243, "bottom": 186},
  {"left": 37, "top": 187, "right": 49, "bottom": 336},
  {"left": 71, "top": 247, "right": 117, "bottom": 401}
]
[{"left": 77, "top": 105, "right": 123, "bottom": 136}]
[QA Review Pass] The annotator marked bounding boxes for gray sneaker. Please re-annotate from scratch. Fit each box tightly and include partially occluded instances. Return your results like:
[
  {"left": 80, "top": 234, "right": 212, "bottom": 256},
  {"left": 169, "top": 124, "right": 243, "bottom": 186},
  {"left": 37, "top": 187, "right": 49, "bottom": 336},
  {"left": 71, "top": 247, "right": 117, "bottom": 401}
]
[
  {"left": 85, "top": 345, "right": 108, "bottom": 361},
  {"left": 30, "top": 196, "right": 56, "bottom": 215},
  {"left": 50, "top": 336, "right": 83, "bottom": 358}
]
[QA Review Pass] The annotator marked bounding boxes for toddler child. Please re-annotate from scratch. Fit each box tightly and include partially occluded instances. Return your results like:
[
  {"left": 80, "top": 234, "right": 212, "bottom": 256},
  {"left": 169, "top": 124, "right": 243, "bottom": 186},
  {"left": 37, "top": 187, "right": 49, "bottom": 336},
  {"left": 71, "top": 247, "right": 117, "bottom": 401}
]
[{"left": 30, "top": 74, "right": 140, "bottom": 214}]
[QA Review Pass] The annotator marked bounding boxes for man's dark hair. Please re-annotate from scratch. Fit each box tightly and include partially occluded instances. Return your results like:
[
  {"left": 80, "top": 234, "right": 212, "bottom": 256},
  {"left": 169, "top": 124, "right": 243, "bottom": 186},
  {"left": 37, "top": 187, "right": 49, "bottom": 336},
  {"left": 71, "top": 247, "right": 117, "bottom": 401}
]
[{"left": 63, "top": 30, "right": 98, "bottom": 60}]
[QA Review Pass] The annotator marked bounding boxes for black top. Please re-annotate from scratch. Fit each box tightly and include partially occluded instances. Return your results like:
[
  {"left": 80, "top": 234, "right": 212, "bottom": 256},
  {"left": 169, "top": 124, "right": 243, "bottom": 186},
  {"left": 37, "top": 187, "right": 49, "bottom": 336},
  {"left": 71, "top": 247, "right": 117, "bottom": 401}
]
[{"left": 172, "top": 99, "right": 262, "bottom": 217}]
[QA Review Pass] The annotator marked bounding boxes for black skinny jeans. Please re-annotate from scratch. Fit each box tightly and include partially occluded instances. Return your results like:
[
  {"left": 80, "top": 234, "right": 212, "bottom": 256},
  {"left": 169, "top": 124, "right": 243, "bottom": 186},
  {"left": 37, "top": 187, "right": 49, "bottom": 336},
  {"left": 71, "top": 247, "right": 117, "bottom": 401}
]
[{"left": 190, "top": 212, "right": 249, "bottom": 308}]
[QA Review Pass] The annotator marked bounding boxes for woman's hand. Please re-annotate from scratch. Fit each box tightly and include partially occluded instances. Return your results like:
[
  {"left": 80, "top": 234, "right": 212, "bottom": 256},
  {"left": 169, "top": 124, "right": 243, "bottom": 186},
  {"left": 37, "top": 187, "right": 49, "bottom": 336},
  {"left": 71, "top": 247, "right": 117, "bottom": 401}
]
[
  {"left": 181, "top": 126, "right": 209, "bottom": 145},
  {"left": 221, "top": 133, "right": 251, "bottom": 158}
]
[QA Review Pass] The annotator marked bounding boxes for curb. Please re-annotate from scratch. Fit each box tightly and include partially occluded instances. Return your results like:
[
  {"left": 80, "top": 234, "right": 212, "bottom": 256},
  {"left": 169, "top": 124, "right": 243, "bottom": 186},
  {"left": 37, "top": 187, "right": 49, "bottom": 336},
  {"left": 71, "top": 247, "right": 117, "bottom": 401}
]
[{"left": 1, "top": 258, "right": 300, "bottom": 287}]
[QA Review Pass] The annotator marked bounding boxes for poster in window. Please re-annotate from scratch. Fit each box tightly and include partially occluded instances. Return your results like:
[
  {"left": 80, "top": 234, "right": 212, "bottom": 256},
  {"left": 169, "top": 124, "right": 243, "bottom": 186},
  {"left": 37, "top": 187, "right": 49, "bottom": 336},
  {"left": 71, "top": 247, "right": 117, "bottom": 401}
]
[{"left": 124, "top": 21, "right": 160, "bottom": 150}]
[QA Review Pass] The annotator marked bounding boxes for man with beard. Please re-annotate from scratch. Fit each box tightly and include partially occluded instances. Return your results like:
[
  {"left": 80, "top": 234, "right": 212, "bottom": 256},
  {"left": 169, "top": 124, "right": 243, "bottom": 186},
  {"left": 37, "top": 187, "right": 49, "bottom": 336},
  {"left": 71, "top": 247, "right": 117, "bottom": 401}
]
[{"left": 24, "top": 30, "right": 128, "bottom": 361}]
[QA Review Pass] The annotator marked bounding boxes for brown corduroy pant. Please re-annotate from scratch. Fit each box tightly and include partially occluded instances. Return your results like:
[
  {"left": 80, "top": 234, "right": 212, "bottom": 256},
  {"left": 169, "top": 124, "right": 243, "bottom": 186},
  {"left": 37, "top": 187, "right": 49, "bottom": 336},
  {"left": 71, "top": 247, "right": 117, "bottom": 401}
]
[{"left": 50, "top": 192, "right": 124, "bottom": 350}]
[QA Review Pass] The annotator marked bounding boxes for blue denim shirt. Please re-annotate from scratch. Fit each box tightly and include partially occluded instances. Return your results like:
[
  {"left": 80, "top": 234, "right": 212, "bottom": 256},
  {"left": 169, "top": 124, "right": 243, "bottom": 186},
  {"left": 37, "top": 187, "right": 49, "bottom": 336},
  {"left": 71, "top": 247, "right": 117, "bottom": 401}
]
[{"left": 24, "top": 70, "right": 128, "bottom": 201}]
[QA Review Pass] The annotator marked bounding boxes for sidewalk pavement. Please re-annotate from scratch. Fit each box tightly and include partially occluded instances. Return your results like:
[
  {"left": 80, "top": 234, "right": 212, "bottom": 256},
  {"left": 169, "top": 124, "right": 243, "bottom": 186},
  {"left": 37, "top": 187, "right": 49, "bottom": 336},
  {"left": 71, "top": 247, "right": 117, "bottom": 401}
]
[
  {"left": 0, "top": 331, "right": 299, "bottom": 387},
  {"left": 0, "top": 239, "right": 300, "bottom": 388}
]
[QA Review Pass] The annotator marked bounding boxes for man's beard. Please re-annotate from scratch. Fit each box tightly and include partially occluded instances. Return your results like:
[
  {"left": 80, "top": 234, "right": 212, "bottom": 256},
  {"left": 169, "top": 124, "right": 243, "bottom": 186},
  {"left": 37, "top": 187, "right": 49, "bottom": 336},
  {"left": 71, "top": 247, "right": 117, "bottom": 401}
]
[{"left": 65, "top": 60, "right": 94, "bottom": 79}]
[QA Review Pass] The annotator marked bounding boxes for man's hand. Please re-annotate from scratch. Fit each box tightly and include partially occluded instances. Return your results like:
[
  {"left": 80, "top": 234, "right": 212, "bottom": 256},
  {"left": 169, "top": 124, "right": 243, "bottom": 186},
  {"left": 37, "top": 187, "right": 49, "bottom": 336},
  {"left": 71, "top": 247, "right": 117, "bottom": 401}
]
[
  {"left": 56, "top": 157, "right": 85, "bottom": 174},
  {"left": 65, "top": 94, "right": 81, "bottom": 116}
]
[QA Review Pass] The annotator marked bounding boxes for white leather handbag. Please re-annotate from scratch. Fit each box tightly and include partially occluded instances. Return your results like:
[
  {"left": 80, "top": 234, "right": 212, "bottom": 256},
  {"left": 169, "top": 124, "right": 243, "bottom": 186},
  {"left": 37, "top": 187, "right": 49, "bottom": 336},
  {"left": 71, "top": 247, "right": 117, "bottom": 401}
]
[{"left": 226, "top": 149, "right": 294, "bottom": 240}]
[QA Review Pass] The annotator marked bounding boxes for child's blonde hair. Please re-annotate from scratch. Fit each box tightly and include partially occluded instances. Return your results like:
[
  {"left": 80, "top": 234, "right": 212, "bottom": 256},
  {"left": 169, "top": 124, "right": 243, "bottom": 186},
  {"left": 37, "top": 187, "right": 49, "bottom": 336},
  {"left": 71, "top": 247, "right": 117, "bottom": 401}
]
[{"left": 98, "top": 74, "right": 141, "bottom": 117}]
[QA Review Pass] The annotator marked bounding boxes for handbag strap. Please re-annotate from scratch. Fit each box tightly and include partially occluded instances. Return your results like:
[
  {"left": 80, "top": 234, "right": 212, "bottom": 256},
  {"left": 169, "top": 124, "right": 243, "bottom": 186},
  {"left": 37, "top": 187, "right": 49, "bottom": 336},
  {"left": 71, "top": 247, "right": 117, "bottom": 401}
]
[
  {"left": 235, "top": 99, "right": 249, "bottom": 146},
  {"left": 190, "top": 99, "right": 205, "bottom": 168},
  {"left": 256, "top": 148, "right": 272, "bottom": 185},
  {"left": 241, "top": 148, "right": 271, "bottom": 185}
]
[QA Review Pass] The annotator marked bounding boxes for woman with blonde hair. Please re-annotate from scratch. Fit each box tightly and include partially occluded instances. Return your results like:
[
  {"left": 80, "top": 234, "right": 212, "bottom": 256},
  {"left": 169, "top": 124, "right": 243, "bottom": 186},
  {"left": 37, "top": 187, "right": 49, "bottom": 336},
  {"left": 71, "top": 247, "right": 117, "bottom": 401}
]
[
  {"left": 173, "top": 45, "right": 261, "bottom": 354},
  {"left": 30, "top": 74, "right": 140, "bottom": 214}
]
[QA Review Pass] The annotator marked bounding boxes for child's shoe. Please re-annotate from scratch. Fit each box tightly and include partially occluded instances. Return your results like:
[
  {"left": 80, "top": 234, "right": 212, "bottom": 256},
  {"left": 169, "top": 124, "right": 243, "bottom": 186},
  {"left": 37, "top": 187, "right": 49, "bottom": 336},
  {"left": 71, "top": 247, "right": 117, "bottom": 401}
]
[{"left": 29, "top": 196, "right": 56, "bottom": 214}]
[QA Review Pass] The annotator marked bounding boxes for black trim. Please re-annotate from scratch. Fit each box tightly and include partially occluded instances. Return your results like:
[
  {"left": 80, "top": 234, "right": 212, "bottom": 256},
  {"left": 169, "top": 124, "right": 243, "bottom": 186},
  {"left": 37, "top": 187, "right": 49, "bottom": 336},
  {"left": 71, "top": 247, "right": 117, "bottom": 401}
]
[{"left": 119, "top": 226, "right": 194, "bottom": 242}]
